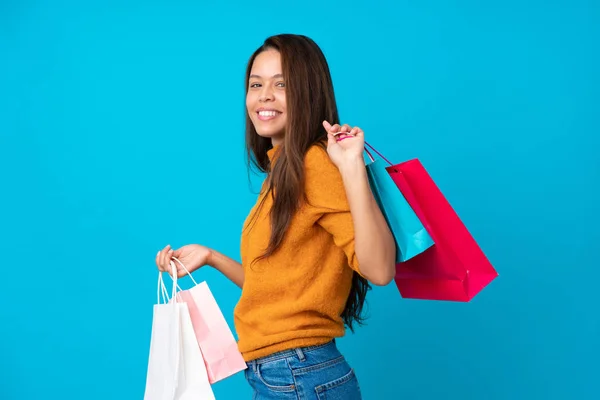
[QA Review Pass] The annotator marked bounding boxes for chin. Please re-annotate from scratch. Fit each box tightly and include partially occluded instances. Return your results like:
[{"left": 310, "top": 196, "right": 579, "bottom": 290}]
[{"left": 255, "top": 128, "right": 285, "bottom": 140}]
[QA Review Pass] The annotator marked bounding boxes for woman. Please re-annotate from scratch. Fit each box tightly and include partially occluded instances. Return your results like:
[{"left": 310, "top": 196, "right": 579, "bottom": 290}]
[{"left": 156, "top": 34, "right": 396, "bottom": 399}]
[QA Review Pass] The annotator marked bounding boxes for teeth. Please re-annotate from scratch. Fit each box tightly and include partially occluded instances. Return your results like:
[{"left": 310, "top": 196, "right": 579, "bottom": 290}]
[{"left": 259, "top": 111, "right": 278, "bottom": 117}]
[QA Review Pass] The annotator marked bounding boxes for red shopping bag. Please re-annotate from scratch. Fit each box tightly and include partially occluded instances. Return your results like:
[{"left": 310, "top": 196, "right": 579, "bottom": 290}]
[
  {"left": 364, "top": 143, "right": 498, "bottom": 301},
  {"left": 390, "top": 158, "right": 498, "bottom": 301}
]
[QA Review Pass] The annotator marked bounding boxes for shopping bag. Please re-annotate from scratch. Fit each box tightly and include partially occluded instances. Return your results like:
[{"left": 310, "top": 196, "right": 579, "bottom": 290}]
[
  {"left": 171, "top": 257, "right": 247, "bottom": 384},
  {"left": 365, "top": 142, "right": 499, "bottom": 301},
  {"left": 364, "top": 146, "right": 434, "bottom": 262},
  {"left": 144, "top": 272, "right": 180, "bottom": 400},
  {"left": 144, "top": 264, "right": 215, "bottom": 400}
]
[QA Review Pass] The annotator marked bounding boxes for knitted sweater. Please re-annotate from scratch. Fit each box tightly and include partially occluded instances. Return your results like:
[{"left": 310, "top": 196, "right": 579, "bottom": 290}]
[{"left": 234, "top": 144, "right": 362, "bottom": 361}]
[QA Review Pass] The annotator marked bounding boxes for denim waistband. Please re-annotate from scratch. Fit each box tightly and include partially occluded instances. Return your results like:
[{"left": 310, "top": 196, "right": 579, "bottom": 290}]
[{"left": 247, "top": 340, "right": 336, "bottom": 366}]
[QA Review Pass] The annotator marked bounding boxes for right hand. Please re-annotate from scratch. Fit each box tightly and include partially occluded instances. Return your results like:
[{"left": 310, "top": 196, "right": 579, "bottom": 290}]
[{"left": 155, "top": 244, "right": 213, "bottom": 278}]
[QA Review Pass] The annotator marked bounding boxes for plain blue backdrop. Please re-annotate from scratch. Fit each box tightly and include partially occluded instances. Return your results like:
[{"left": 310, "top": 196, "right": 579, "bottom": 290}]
[{"left": 1, "top": 1, "right": 598, "bottom": 399}]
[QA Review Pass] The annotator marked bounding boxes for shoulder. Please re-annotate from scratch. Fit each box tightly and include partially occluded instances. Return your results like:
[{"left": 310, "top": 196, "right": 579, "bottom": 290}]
[{"left": 304, "top": 143, "right": 338, "bottom": 176}]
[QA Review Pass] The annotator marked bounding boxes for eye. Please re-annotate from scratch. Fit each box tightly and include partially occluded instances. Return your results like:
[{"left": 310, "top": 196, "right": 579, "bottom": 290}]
[
  {"left": 249, "top": 82, "right": 261, "bottom": 88},
  {"left": 276, "top": 82, "right": 286, "bottom": 88}
]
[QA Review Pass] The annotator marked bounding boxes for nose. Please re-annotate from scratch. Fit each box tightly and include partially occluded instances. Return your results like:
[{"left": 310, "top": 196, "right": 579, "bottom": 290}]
[{"left": 259, "top": 86, "right": 275, "bottom": 102}]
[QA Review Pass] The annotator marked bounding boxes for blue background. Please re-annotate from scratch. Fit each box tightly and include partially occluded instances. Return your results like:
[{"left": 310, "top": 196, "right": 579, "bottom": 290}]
[{"left": 1, "top": 1, "right": 598, "bottom": 399}]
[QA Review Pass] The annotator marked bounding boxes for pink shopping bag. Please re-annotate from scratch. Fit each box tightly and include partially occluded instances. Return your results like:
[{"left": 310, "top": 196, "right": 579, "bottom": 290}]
[{"left": 170, "top": 258, "right": 247, "bottom": 383}]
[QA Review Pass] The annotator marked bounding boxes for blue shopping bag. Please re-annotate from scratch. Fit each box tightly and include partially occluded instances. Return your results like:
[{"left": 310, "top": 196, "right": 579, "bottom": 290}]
[{"left": 365, "top": 143, "right": 434, "bottom": 262}]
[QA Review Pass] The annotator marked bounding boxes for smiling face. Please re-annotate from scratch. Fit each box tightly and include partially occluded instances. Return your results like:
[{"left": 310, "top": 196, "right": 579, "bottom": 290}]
[{"left": 246, "top": 49, "right": 287, "bottom": 146}]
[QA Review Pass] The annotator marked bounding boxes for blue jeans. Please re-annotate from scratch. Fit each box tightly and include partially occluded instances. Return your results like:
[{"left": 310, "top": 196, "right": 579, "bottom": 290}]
[{"left": 244, "top": 340, "right": 362, "bottom": 399}]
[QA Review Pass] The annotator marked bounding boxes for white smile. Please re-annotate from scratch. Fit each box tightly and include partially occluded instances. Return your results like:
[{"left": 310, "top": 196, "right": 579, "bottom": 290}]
[{"left": 258, "top": 111, "right": 280, "bottom": 117}]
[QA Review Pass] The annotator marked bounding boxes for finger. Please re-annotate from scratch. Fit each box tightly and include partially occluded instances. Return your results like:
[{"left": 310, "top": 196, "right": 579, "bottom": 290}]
[
  {"left": 329, "top": 123, "right": 341, "bottom": 135},
  {"left": 158, "top": 246, "right": 166, "bottom": 270},
  {"left": 166, "top": 250, "right": 174, "bottom": 274},
  {"left": 158, "top": 246, "right": 168, "bottom": 271},
  {"left": 160, "top": 245, "right": 171, "bottom": 273},
  {"left": 341, "top": 124, "right": 352, "bottom": 133},
  {"left": 155, "top": 251, "right": 162, "bottom": 271},
  {"left": 350, "top": 126, "right": 363, "bottom": 137},
  {"left": 322, "top": 120, "right": 332, "bottom": 131}
]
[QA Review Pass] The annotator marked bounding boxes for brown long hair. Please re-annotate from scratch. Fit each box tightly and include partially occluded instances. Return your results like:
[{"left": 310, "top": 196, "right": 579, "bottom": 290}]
[{"left": 243, "top": 34, "right": 371, "bottom": 331}]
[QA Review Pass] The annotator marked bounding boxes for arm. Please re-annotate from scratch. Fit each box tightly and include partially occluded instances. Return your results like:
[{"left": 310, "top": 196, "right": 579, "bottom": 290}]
[
  {"left": 338, "top": 157, "right": 396, "bottom": 286},
  {"left": 320, "top": 120, "right": 396, "bottom": 286},
  {"left": 304, "top": 143, "right": 396, "bottom": 286},
  {"left": 208, "top": 249, "right": 244, "bottom": 288}
]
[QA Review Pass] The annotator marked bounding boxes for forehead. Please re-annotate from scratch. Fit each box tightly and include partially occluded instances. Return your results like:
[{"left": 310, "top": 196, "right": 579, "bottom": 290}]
[{"left": 250, "top": 49, "right": 282, "bottom": 76}]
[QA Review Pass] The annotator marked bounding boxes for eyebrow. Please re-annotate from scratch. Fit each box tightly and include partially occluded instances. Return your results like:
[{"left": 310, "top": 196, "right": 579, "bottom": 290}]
[{"left": 249, "top": 73, "right": 284, "bottom": 79}]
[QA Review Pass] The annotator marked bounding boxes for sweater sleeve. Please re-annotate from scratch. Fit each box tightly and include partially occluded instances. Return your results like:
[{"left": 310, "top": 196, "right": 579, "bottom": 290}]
[{"left": 304, "top": 145, "right": 363, "bottom": 276}]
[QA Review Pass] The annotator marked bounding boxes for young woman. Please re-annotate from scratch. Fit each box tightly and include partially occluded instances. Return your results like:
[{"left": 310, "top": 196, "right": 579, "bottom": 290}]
[{"left": 156, "top": 34, "right": 396, "bottom": 399}]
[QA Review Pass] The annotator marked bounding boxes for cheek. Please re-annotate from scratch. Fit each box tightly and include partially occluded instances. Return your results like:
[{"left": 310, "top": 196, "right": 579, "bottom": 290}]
[
  {"left": 245, "top": 100, "right": 256, "bottom": 119},
  {"left": 280, "top": 94, "right": 287, "bottom": 110}
]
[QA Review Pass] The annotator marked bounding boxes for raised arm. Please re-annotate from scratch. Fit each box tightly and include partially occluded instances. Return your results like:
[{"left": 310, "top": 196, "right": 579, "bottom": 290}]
[{"left": 322, "top": 120, "right": 396, "bottom": 285}]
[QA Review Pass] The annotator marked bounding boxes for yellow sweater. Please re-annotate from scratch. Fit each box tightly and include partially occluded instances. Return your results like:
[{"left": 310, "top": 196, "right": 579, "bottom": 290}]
[{"left": 234, "top": 144, "right": 363, "bottom": 362}]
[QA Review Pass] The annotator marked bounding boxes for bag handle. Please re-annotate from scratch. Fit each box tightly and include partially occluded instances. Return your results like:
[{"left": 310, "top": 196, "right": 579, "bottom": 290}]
[
  {"left": 364, "top": 146, "right": 375, "bottom": 163},
  {"left": 156, "top": 257, "right": 200, "bottom": 304},
  {"left": 157, "top": 261, "right": 179, "bottom": 304},
  {"left": 171, "top": 257, "right": 199, "bottom": 287},
  {"left": 364, "top": 141, "right": 394, "bottom": 166},
  {"left": 157, "top": 257, "right": 200, "bottom": 304},
  {"left": 158, "top": 274, "right": 169, "bottom": 303}
]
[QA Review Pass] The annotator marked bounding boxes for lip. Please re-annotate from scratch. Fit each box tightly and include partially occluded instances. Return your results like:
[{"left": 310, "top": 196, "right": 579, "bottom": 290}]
[{"left": 256, "top": 107, "right": 282, "bottom": 113}]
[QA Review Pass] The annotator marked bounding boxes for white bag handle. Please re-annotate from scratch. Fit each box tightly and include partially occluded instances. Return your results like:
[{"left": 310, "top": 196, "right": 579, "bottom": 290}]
[
  {"left": 156, "top": 260, "right": 179, "bottom": 304},
  {"left": 171, "top": 257, "right": 199, "bottom": 286},
  {"left": 156, "top": 257, "right": 199, "bottom": 304}
]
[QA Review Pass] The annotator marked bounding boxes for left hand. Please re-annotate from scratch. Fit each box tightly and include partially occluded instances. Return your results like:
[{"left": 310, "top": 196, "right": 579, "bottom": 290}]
[{"left": 323, "top": 120, "right": 365, "bottom": 169}]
